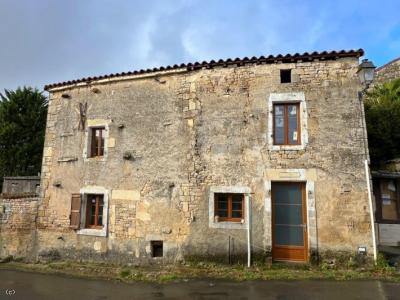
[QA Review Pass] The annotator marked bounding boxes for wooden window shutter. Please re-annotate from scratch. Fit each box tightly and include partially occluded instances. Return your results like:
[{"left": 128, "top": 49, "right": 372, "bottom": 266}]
[{"left": 70, "top": 193, "right": 82, "bottom": 229}]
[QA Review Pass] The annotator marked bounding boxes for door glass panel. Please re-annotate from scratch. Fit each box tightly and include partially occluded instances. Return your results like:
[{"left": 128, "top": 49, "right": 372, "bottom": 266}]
[
  {"left": 273, "top": 184, "right": 302, "bottom": 204},
  {"left": 274, "top": 225, "right": 304, "bottom": 246},
  {"left": 288, "top": 105, "right": 298, "bottom": 144},
  {"left": 273, "top": 183, "right": 305, "bottom": 248},
  {"left": 275, "top": 204, "right": 302, "bottom": 225}
]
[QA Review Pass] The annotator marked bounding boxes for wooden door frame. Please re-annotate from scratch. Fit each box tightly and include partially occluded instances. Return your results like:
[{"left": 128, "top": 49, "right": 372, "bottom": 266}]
[{"left": 271, "top": 181, "right": 308, "bottom": 262}]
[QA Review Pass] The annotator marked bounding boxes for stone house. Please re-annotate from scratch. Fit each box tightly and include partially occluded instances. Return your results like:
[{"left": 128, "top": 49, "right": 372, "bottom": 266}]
[
  {"left": 375, "top": 57, "right": 400, "bottom": 83},
  {"left": 14, "top": 49, "right": 374, "bottom": 264},
  {"left": 371, "top": 56, "right": 400, "bottom": 247}
]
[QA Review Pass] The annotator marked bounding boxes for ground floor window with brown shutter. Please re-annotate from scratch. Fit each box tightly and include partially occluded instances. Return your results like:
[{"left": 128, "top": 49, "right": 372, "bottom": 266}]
[
  {"left": 214, "top": 193, "right": 244, "bottom": 222},
  {"left": 86, "top": 194, "right": 104, "bottom": 228},
  {"left": 70, "top": 194, "right": 82, "bottom": 229}
]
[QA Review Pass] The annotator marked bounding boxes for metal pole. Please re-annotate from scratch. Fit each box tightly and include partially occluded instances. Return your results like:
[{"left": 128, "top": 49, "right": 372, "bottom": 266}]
[
  {"left": 365, "top": 159, "right": 377, "bottom": 262},
  {"left": 228, "top": 235, "right": 231, "bottom": 264},
  {"left": 246, "top": 194, "right": 251, "bottom": 267}
]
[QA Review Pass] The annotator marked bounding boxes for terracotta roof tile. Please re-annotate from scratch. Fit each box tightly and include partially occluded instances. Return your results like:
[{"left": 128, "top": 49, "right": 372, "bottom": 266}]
[{"left": 44, "top": 49, "right": 364, "bottom": 91}]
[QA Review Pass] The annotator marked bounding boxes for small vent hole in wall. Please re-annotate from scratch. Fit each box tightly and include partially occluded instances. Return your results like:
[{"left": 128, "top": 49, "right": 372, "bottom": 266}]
[
  {"left": 151, "top": 241, "right": 163, "bottom": 258},
  {"left": 280, "top": 69, "right": 291, "bottom": 83}
]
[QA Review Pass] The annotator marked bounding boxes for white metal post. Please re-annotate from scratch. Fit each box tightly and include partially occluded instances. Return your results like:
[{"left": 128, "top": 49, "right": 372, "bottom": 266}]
[
  {"left": 365, "top": 159, "right": 377, "bottom": 262},
  {"left": 246, "top": 194, "right": 251, "bottom": 267}
]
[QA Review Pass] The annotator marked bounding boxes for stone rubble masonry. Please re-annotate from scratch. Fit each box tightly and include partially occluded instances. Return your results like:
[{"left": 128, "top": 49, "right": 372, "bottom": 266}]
[
  {"left": 375, "top": 57, "right": 400, "bottom": 83},
  {"left": 0, "top": 197, "right": 38, "bottom": 259},
  {"left": 1, "top": 55, "right": 374, "bottom": 264}
]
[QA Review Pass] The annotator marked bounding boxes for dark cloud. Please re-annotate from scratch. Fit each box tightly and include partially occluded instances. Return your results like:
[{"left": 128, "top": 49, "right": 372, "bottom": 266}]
[{"left": 0, "top": 0, "right": 398, "bottom": 92}]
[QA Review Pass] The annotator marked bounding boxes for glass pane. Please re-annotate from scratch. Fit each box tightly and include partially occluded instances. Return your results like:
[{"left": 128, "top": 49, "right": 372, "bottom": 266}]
[
  {"left": 100, "top": 129, "right": 105, "bottom": 155},
  {"left": 274, "top": 105, "right": 284, "bottom": 144},
  {"left": 381, "top": 180, "right": 399, "bottom": 220},
  {"left": 98, "top": 216, "right": 103, "bottom": 226},
  {"left": 288, "top": 105, "right": 299, "bottom": 144},
  {"left": 216, "top": 193, "right": 228, "bottom": 209},
  {"left": 232, "top": 210, "right": 243, "bottom": 218},
  {"left": 96, "top": 136, "right": 101, "bottom": 153},
  {"left": 217, "top": 209, "right": 228, "bottom": 217},
  {"left": 232, "top": 202, "right": 242, "bottom": 210},
  {"left": 273, "top": 184, "right": 302, "bottom": 205},
  {"left": 275, "top": 204, "right": 302, "bottom": 225},
  {"left": 232, "top": 194, "right": 243, "bottom": 210},
  {"left": 274, "top": 225, "right": 304, "bottom": 246},
  {"left": 217, "top": 200, "right": 228, "bottom": 210},
  {"left": 90, "top": 215, "right": 95, "bottom": 225}
]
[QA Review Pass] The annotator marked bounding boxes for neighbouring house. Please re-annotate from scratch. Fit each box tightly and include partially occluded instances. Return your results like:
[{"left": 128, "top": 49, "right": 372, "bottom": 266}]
[
  {"left": 1, "top": 49, "right": 376, "bottom": 264},
  {"left": 372, "top": 160, "right": 400, "bottom": 247},
  {"left": 371, "top": 56, "right": 400, "bottom": 248},
  {"left": 1, "top": 176, "right": 40, "bottom": 195},
  {"left": 374, "top": 57, "right": 400, "bottom": 84}
]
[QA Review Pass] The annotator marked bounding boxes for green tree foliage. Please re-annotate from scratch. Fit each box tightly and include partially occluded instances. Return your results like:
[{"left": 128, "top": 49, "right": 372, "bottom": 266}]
[
  {"left": 365, "top": 78, "right": 400, "bottom": 166},
  {"left": 0, "top": 87, "right": 47, "bottom": 188}
]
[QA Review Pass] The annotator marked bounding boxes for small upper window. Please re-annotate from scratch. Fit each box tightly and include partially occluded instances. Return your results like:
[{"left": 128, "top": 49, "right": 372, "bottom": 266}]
[
  {"left": 273, "top": 103, "right": 300, "bottom": 145},
  {"left": 86, "top": 194, "right": 104, "bottom": 229},
  {"left": 215, "top": 193, "right": 244, "bottom": 222},
  {"left": 90, "top": 127, "right": 105, "bottom": 157},
  {"left": 280, "top": 69, "right": 291, "bottom": 83}
]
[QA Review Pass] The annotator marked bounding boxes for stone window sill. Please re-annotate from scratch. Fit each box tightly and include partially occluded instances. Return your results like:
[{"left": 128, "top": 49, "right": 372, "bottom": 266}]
[
  {"left": 84, "top": 157, "right": 107, "bottom": 163},
  {"left": 210, "top": 221, "right": 247, "bottom": 230},
  {"left": 77, "top": 228, "right": 107, "bottom": 237},
  {"left": 269, "top": 145, "right": 306, "bottom": 151}
]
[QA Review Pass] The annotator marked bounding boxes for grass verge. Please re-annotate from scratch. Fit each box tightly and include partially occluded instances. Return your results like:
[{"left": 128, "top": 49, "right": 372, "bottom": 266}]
[{"left": 0, "top": 260, "right": 399, "bottom": 283}]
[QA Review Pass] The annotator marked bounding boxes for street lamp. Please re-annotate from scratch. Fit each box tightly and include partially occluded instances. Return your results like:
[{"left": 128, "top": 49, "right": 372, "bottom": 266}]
[{"left": 357, "top": 59, "right": 376, "bottom": 88}]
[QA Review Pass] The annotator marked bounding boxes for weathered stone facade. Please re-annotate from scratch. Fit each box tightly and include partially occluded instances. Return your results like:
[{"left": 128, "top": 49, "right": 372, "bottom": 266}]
[
  {"left": 375, "top": 57, "right": 400, "bottom": 83},
  {"left": 0, "top": 196, "right": 38, "bottom": 259},
  {"left": 2, "top": 50, "right": 375, "bottom": 264}
]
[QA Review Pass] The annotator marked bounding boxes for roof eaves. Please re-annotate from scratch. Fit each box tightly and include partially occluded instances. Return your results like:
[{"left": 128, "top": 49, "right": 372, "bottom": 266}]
[{"left": 44, "top": 49, "right": 364, "bottom": 91}]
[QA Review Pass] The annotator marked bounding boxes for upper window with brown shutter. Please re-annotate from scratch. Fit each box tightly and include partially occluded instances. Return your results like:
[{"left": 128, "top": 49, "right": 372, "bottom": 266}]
[
  {"left": 70, "top": 194, "right": 81, "bottom": 229},
  {"left": 90, "top": 127, "right": 105, "bottom": 157},
  {"left": 273, "top": 103, "right": 300, "bottom": 145}
]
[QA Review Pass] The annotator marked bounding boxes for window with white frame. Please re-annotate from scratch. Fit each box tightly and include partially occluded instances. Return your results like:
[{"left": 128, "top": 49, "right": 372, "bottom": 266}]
[
  {"left": 69, "top": 187, "right": 109, "bottom": 237},
  {"left": 209, "top": 186, "right": 250, "bottom": 229},
  {"left": 83, "top": 121, "right": 109, "bottom": 160},
  {"left": 268, "top": 92, "right": 308, "bottom": 150}
]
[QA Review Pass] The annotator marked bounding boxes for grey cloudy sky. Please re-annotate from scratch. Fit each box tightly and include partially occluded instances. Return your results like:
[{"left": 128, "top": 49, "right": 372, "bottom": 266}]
[{"left": 0, "top": 0, "right": 399, "bottom": 92}]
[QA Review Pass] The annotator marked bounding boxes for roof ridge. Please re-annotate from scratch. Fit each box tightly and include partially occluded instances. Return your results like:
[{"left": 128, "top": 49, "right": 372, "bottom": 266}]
[
  {"left": 44, "top": 48, "right": 364, "bottom": 91},
  {"left": 375, "top": 56, "right": 400, "bottom": 72}
]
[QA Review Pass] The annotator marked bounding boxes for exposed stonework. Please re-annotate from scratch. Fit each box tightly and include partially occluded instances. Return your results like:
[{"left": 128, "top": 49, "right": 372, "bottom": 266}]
[
  {"left": 375, "top": 57, "right": 400, "bottom": 83},
  {"left": 0, "top": 197, "right": 38, "bottom": 259},
  {"left": 1, "top": 52, "right": 375, "bottom": 264}
]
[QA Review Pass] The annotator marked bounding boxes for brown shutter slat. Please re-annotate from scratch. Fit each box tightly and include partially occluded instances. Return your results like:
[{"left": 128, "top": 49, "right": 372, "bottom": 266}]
[{"left": 70, "top": 193, "right": 81, "bottom": 229}]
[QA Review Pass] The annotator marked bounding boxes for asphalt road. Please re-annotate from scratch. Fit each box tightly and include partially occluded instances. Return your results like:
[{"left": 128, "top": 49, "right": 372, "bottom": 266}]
[{"left": 1, "top": 269, "right": 400, "bottom": 300}]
